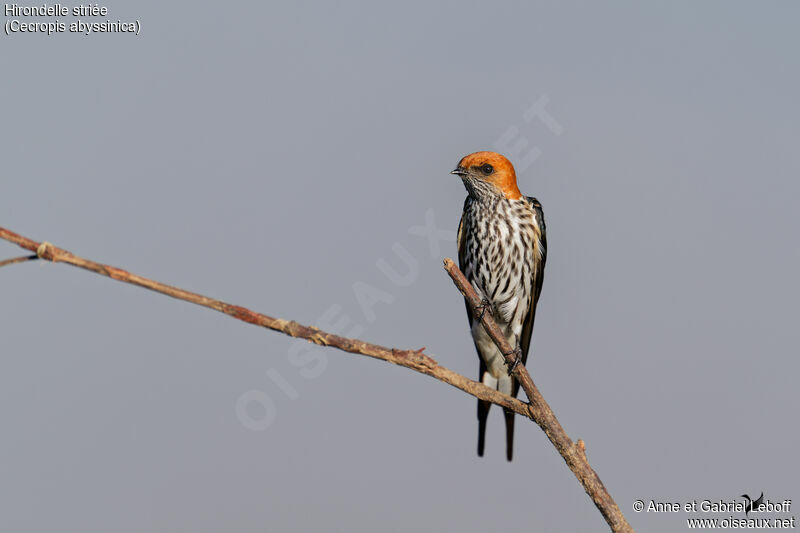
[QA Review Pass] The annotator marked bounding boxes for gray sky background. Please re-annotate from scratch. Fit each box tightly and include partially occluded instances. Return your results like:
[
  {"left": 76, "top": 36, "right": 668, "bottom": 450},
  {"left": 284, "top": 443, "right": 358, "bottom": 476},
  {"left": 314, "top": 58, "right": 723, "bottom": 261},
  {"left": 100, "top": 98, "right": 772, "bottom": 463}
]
[{"left": 2, "top": 2, "right": 798, "bottom": 531}]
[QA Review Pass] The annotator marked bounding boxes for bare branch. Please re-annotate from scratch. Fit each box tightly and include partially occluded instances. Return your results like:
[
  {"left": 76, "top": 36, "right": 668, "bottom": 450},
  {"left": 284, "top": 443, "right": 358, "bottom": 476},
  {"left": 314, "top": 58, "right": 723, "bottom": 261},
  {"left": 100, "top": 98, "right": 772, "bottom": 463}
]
[
  {"left": 1, "top": 226, "right": 633, "bottom": 532},
  {"left": 0, "top": 227, "right": 530, "bottom": 417},
  {"left": 444, "top": 258, "right": 632, "bottom": 533},
  {"left": 0, "top": 254, "right": 38, "bottom": 268}
]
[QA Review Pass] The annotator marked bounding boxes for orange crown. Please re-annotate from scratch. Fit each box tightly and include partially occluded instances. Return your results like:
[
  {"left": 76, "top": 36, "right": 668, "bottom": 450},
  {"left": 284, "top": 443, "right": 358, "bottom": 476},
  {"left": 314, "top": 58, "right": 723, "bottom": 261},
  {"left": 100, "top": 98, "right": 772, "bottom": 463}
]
[{"left": 457, "top": 151, "right": 521, "bottom": 200}]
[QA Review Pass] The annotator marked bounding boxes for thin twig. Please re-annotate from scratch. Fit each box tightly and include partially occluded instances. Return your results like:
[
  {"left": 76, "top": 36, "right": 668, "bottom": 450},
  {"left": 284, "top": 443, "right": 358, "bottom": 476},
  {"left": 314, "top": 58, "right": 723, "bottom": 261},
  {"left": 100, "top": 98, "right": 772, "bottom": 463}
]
[
  {"left": 0, "top": 227, "right": 530, "bottom": 417},
  {"left": 444, "top": 258, "right": 632, "bottom": 533},
  {"left": 0, "top": 254, "right": 38, "bottom": 268},
  {"left": 0, "top": 226, "right": 633, "bottom": 532}
]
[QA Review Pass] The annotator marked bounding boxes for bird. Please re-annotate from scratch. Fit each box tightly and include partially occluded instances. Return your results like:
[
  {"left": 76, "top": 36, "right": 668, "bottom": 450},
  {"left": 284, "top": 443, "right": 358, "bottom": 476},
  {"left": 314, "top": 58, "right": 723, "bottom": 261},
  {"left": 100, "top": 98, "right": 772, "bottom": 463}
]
[
  {"left": 742, "top": 493, "right": 764, "bottom": 517},
  {"left": 452, "top": 151, "right": 547, "bottom": 461}
]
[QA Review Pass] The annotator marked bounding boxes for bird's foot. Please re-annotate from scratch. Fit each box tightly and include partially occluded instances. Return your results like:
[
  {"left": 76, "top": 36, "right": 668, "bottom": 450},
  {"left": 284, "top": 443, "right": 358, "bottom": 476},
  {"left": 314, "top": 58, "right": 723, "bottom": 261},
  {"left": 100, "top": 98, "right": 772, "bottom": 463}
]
[
  {"left": 504, "top": 346, "right": 523, "bottom": 375},
  {"left": 476, "top": 298, "right": 492, "bottom": 321}
]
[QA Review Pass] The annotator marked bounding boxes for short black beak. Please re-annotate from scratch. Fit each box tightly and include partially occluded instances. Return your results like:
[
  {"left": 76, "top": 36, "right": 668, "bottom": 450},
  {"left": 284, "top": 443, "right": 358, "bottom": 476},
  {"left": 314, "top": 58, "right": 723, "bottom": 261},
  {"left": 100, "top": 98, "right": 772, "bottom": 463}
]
[{"left": 450, "top": 167, "right": 467, "bottom": 176}]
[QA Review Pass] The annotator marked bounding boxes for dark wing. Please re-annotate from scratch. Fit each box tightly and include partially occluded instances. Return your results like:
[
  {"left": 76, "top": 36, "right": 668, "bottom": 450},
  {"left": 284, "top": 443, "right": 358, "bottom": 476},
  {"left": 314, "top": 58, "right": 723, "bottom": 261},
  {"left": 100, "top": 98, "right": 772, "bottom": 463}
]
[
  {"left": 516, "top": 196, "right": 547, "bottom": 390},
  {"left": 504, "top": 196, "right": 547, "bottom": 460},
  {"left": 456, "top": 199, "right": 475, "bottom": 333},
  {"left": 458, "top": 201, "right": 491, "bottom": 457}
]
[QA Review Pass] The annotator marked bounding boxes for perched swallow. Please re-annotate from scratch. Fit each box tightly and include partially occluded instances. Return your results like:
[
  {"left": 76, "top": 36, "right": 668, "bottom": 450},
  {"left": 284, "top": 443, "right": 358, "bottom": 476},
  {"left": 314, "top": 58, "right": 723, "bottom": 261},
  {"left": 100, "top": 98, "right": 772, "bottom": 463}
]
[{"left": 453, "top": 151, "right": 547, "bottom": 461}]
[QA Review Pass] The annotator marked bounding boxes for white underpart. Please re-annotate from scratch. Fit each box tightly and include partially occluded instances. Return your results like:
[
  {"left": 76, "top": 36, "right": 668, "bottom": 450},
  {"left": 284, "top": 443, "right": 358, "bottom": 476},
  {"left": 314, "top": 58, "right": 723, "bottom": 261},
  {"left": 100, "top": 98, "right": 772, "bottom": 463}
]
[
  {"left": 474, "top": 320, "right": 514, "bottom": 395},
  {"left": 461, "top": 193, "right": 543, "bottom": 388}
]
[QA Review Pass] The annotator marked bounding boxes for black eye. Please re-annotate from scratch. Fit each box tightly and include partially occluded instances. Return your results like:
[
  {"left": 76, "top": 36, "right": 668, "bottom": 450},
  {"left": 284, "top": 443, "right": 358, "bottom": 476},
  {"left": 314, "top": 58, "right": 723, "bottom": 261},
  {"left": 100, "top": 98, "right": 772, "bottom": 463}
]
[{"left": 480, "top": 163, "right": 494, "bottom": 175}]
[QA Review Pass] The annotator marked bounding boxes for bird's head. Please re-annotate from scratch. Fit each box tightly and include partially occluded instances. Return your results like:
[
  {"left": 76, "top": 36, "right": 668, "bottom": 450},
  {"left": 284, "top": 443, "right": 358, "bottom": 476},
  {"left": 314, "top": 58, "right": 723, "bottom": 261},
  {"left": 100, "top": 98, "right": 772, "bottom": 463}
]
[{"left": 451, "top": 151, "right": 521, "bottom": 200}]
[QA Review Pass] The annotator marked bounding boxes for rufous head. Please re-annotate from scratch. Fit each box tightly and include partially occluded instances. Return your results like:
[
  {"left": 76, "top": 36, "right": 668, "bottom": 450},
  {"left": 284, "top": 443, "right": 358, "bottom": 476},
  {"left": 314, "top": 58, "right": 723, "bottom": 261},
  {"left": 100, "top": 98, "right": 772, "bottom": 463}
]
[{"left": 451, "top": 151, "right": 521, "bottom": 200}]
